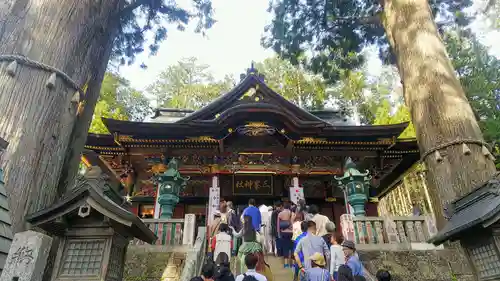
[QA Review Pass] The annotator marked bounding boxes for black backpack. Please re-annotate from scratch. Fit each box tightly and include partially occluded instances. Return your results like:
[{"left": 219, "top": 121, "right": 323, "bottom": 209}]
[{"left": 242, "top": 273, "right": 258, "bottom": 281}]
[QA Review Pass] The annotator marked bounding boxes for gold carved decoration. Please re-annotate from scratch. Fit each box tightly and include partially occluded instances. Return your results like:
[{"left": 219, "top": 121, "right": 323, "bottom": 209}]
[
  {"left": 118, "top": 135, "right": 135, "bottom": 142},
  {"left": 246, "top": 122, "right": 268, "bottom": 128},
  {"left": 187, "top": 136, "right": 217, "bottom": 142},
  {"left": 237, "top": 122, "right": 276, "bottom": 137},
  {"left": 150, "top": 162, "right": 167, "bottom": 174},
  {"left": 297, "top": 137, "right": 327, "bottom": 144}
]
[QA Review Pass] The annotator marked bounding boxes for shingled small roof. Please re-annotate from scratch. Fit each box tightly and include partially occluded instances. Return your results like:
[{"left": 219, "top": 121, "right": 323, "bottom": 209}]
[
  {"left": 25, "top": 182, "right": 157, "bottom": 244},
  {"left": 429, "top": 172, "right": 500, "bottom": 245}
]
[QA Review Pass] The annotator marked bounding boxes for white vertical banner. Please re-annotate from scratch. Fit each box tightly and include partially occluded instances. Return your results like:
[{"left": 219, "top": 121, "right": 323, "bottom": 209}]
[
  {"left": 153, "top": 183, "right": 161, "bottom": 219},
  {"left": 290, "top": 187, "right": 305, "bottom": 204},
  {"left": 208, "top": 175, "right": 220, "bottom": 225},
  {"left": 289, "top": 176, "right": 304, "bottom": 204}
]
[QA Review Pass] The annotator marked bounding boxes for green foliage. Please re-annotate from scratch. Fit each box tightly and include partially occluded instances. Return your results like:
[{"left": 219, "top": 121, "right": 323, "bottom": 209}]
[
  {"left": 476, "top": 0, "right": 500, "bottom": 30},
  {"left": 148, "top": 57, "right": 234, "bottom": 109},
  {"left": 89, "top": 73, "right": 151, "bottom": 134},
  {"left": 373, "top": 100, "right": 416, "bottom": 138},
  {"left": 255, "top": 57, "right": 330, "bottom": 109},
  {"left": 443, "top": 31, "right": 500, "bottom": 168},
  {"left": 444, "top": 31, "right": 500, "bottom": 144},
  {"left": 262, "top": 0, "right": 473, "bottom": 84},
  {"left": 113, "top": 0, "right": 215, "bottom": 66}
]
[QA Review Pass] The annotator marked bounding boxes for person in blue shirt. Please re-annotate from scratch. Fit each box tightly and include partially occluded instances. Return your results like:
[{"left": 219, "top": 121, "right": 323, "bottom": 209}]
[
  {"left": 242, "top": 198, "right": 262, "bottom": 232},
  {"left": 293, "top": 221, "right": 308, "bottom": 281},
  {"left": 341, "top": 240, "right": 363, "bottom": 276}
]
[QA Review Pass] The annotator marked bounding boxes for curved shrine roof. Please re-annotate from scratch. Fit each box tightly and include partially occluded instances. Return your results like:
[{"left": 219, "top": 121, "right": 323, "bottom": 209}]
[{"left": 100, "top": 72, "right": 410, "bottom": 142}]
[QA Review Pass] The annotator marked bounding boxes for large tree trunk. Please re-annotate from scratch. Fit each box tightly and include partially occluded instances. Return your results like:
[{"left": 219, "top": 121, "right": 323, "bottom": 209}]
[
  {"left": 382, "top": 0, "right": 497, "bottom": 228},
  {"left": 0, "top": 0, "right": 123, "bottom": 233}
]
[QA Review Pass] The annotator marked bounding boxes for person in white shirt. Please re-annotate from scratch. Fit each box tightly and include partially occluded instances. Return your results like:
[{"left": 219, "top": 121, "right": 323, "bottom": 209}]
[
  {"left": 329, "top": 234, "right": 345, "bottom": 280},
  {"left": 212, "top": 224, "right": 233, "bottom": 265},
  {"left": 309, "top": 205, "right": 330, "bottom": 237},
  {"left": 235, "top": 253, "right": 267, "bottom": 281},
  {"left": 259, "top": 204, "right": 272, "bottom": 252}
]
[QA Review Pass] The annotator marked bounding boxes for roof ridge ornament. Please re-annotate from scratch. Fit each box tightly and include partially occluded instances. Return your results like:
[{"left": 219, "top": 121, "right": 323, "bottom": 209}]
[{"left": 239, "top": 61, "right": 266, "bottom": 82}]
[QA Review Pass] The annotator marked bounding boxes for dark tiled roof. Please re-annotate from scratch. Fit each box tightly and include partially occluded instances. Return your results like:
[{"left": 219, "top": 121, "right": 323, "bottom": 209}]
[
  {"left": 26, "top": 179, "right": 157, "bottom": 244},
  {"left": 429, "top": 172, "right": 500, "bottom": 245}
]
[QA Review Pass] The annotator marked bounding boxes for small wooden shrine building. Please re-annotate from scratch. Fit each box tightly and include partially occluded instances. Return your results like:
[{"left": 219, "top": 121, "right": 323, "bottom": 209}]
[{"left": 83, "top": 67, "right": 420, "bottom": 227}]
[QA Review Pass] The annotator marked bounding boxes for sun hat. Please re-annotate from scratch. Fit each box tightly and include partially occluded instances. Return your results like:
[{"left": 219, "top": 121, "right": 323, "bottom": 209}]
[
  {"left": 308, "top": 252, "right": 326, "bottom": 266},
  {"left": 341, "top": 240, "right": 356, "bottom": 250}
]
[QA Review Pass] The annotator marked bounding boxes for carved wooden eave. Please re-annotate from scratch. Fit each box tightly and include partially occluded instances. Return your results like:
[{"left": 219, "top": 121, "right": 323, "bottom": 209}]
[
  {"left": 25, "top": 175, "right": 157, "bottom": 244},
  {"left": 429, "top": 172, "right": 500, "bottom": 245}
]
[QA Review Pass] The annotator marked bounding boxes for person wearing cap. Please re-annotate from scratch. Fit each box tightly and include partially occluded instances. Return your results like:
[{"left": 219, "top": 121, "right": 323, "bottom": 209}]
[
  {"left": 341, "top": 240, "right": 363, "bottom": 276},
  {"left": 299, "top": 252, "right": 331, "bottom": 281}
]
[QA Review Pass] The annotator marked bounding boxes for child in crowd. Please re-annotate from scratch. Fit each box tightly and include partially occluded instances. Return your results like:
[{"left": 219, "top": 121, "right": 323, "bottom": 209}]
[{"left": 330, "top": 234, "right": 344, "bottom": 280}]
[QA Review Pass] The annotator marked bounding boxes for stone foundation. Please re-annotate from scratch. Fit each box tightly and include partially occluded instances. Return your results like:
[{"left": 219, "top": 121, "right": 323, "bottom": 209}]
[
  {"left": 359, "top": 246, "right": 473, "bottom": 281},
  {"left": 124, "top": 245, "right": 187, "bottom": 281}
]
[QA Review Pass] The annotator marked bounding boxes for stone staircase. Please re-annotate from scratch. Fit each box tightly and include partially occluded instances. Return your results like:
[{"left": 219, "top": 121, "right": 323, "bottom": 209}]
[{"left": 266, "top": 255, "right": 294, "bottom": 281}]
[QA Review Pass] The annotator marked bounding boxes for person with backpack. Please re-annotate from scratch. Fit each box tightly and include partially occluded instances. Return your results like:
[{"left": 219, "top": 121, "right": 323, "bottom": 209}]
[
  {"left": 235, "top": 253, "right": 267, "bottom": 281},
  {"left": 294, "top": 221, "right": 330, "bottom": 271},
  {"left": 242, "top": 198, "right": 262, "bottom": 232},
  {"left": 277, "top": 200, "right": 295, "bottom": 268},
  {"left": 212, "top": 224, "right": 233, "bottom": 266},
  {"left": 230, "top": 216, "right": 272, "bottom": 280}
]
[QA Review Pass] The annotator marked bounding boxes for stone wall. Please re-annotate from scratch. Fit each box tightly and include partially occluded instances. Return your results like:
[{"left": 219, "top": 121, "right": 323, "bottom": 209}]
[
  {"left": 359, "top": 246, "right": 474, "bottom": 281},
  {"left": 123, "top": 245, "right": 188, "bottom": 281}
]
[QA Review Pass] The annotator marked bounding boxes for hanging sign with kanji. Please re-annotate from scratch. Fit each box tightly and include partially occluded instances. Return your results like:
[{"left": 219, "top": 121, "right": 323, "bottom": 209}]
[{"left": 232, "top": 175, "right": 273, "bottom": 195}]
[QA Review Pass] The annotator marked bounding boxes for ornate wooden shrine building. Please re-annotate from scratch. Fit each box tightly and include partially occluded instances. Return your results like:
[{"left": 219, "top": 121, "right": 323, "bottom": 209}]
[{"left": 83, "top": 67, "right": 420, "bottom": 227}]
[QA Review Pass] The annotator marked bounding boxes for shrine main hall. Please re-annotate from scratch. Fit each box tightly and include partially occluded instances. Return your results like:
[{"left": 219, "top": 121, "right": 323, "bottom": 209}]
[{"left": 83, "top": 67, "right": 420, "bottom": 227}]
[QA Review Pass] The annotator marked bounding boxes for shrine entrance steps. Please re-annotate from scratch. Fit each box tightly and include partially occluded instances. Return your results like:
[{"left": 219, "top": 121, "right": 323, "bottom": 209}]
[{"left": 266, "top": 255, "right": 294, "bottom": 281}]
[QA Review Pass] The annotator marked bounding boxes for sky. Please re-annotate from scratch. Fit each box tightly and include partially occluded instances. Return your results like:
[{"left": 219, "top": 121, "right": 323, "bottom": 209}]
[
  {"left": 119, "top": 0, "right": 500, "bottom": 91},
  {"left": 119, "top": 0, "right": 275, "bottom": 90}
]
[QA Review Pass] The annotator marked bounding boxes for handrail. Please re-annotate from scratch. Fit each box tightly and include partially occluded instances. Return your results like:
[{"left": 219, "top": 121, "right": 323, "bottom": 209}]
[
  {"left": 180, "top": 226, "right": 206, "bottom": 280},
  {"left": 141, "top": 218, "right": 185, "bottom": 223}
]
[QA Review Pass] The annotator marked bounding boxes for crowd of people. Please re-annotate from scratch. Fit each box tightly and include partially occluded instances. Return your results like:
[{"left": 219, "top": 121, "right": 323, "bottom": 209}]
[{"left": 196, "top": 198, "right": 393, "bottom": 281}]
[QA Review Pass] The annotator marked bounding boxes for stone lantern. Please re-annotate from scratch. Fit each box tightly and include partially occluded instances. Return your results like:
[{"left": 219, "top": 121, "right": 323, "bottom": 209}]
[
  {"left": 152, "top": 157, "right": 190, "bottom": 218},
  {"left": 334, "top": 158, "right": 372, "bottom": 216}
]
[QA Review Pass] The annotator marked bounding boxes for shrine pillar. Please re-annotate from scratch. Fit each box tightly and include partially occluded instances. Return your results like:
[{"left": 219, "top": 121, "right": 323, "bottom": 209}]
[{"left": 153, "top": 183, "right": 161, "bottom": 219}]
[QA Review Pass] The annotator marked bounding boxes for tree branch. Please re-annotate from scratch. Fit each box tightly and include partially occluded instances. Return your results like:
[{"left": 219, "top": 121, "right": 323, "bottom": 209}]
[
  {"left": 328, "top": 14, "right": 381, "bottom": 27},
  {"left": 120, "top": 0, "right": 150, "bottom": 18}
]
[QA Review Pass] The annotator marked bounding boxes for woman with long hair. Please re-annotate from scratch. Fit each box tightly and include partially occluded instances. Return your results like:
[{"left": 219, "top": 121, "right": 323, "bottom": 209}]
[{"left": 230, "top": 215, "right": 273, "bottom": 281}]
